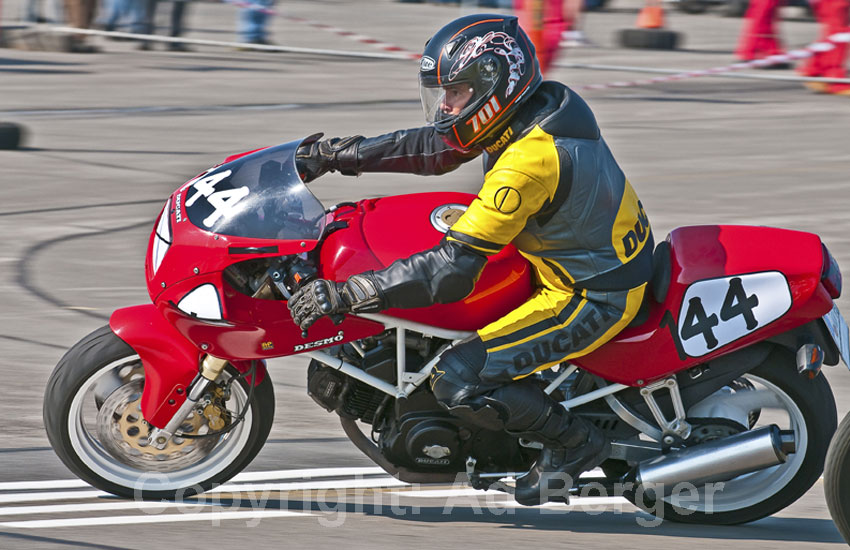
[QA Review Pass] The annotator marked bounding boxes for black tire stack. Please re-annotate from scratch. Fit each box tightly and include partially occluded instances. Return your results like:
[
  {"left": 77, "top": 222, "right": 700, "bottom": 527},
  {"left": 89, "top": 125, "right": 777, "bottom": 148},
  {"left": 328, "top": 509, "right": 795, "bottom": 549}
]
[{"left": 0, "top": 122, "right": 24, "bottom": 150}]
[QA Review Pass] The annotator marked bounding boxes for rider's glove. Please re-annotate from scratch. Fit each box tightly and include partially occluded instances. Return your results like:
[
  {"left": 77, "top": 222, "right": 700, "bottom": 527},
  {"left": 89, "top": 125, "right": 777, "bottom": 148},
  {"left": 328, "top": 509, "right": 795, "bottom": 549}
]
[
  {"left": 295, "top": 132, "right": 364, "bottom": 183},
  {"left": 288, "top": 273, "right": 384, "bottom": 332}
]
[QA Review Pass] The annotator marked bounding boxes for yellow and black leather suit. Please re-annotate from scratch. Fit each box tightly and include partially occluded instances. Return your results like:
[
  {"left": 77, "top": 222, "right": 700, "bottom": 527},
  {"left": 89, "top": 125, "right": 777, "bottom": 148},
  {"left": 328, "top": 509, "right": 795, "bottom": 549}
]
[
  {"left": 333, "top": 81, "right": 652, "bottom": 376},
  {"left": 323, "top": 81, "right": 653, "bottom": 444}
]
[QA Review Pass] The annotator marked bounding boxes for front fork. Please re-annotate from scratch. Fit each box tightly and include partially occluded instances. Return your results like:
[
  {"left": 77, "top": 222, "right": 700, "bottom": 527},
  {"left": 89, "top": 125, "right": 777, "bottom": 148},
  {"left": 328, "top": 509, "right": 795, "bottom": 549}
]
[{"left": 147, "top": 355, "right": 229, "bottom": 450}]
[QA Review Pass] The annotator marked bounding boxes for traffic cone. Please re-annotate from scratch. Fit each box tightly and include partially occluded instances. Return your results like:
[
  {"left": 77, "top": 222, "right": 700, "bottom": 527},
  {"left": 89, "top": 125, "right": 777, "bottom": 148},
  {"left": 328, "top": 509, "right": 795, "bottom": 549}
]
[
  {"left": 636, "top": 2, "right": 665, "bottom": 29},
  {"left": 618, "top": 0, "right": 680, "bottom": 50}
]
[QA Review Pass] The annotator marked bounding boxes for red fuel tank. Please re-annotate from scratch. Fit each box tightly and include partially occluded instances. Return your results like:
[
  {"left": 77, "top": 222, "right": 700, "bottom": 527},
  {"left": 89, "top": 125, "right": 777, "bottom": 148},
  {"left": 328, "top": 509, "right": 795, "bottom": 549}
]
[{"left": 319, "top": 192, "right": 534, "bottom": 331}]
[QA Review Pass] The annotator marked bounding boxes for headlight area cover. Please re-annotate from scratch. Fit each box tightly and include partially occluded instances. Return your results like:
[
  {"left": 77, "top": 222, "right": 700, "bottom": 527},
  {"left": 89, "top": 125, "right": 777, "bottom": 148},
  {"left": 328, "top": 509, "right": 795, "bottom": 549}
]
[
  {"left": 176, "top": 283, "right": 224, "bottom": 321},
  {"left": 151, "top": 199, "right": 172, "bottom": 275}
]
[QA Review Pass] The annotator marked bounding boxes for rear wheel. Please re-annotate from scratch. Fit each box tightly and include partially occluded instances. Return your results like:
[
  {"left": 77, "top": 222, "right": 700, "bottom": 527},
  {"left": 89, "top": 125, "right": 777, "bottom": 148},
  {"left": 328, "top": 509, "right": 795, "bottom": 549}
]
[
  {"left": 825, "top": 412, "right": 850, "bottom": 543},
  {"left": 625, "top": 348, "right": 836, "bottom": 524},
  {"left": 44, "top": 325, "right": 275, "bottom": 500}
]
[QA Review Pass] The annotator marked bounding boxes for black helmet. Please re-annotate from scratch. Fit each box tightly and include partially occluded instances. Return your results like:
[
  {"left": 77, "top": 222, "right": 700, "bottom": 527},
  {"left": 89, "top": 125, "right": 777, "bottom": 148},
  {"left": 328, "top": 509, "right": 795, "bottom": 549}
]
[{"left": 419, "top": 14, "right": 541, "bottom": 152}]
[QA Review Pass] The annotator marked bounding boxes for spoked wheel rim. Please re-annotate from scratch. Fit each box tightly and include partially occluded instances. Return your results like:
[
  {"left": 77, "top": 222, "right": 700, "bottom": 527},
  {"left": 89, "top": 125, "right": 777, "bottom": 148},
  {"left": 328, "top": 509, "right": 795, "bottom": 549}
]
[
  {"left": 664, "top": 374, "right": 808, "bottom": 513},
  {"left": 68, "top": 356, "right": 255, "bottom": 493}
]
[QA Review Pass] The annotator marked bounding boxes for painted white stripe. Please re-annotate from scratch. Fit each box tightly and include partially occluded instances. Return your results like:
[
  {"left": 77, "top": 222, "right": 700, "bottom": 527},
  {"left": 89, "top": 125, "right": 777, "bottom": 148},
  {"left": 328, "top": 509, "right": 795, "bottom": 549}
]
[
  {"left": 0, "top": 500, "right": 215, "bottom": 517},
  {"left": 210, "top": 477, "right": 407, "bottom": 494},
  {"left": 0, "top": 509, "right": 311, "bottom": 529},
  {"left": 0, "top": 480, "right": 91, "bottom": 491},
  {"left": 0, "top": 478, "right": 403, "bottom": 505},
  {"left": 0, "top": 490, "right": 109, "bottom": 505},
  {"left": 0, "top": 467, "right": 387, "bottom": 492}
]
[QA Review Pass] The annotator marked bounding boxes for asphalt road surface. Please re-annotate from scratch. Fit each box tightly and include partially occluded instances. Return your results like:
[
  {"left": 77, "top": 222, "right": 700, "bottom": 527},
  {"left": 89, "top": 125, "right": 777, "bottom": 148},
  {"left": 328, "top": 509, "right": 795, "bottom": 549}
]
[{"left": 1, "top": 0, "right": 849, "bottom": 547}]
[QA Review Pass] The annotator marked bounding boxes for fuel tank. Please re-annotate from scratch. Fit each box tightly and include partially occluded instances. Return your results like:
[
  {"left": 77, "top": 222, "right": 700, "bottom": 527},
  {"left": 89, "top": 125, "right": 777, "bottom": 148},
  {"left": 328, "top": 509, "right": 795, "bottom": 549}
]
[{"left": 319, "top": 192, "right": 534, "bottom": 331}]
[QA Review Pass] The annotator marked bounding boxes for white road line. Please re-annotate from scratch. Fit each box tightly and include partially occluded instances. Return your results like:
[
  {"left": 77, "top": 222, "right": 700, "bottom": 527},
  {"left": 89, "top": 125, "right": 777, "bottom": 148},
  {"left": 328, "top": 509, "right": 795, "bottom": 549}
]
[
  {"left": 0, "top": 478, "right": 404, "bottom": 505},
  {"left": 0, "top": 467, "right": 388, "bottom": 492},
  {"left": 209, "top": 477, "right": 407, "bottom": 494},
  {"left": 0, "top": 490, "right": 109, "bottom": 505},
  {"left": 0, "top": 509, "right": 312, "bottom": 529},
  {"left": 0, "top": 500, "right": 216, "bottom": 516}
]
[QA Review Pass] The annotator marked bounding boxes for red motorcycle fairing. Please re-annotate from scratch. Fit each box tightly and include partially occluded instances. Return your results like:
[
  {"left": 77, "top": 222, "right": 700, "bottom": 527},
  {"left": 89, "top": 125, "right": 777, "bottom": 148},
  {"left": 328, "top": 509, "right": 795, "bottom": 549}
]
[
  {"left": 574, "top": 225, "right": 833, "bottom": 385},
  {"left": 320, "top": 192, "right": 535, "bottom": 330},
  {"left": 109, "top": 304, "right": 269, "bottom": 428}
]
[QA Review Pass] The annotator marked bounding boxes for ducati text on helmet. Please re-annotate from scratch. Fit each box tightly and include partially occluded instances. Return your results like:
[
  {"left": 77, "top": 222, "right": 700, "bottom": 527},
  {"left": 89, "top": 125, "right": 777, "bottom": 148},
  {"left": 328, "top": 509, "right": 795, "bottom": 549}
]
[{"left": 418, "top": 14, "right": 542, "bottom": 152}]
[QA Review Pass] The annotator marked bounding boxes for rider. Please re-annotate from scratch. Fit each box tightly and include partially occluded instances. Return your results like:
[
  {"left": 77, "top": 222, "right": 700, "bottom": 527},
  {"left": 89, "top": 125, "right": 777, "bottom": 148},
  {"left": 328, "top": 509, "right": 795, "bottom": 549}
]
[{"left": 289, "top": 14, "right": 654, "bottom": 505}]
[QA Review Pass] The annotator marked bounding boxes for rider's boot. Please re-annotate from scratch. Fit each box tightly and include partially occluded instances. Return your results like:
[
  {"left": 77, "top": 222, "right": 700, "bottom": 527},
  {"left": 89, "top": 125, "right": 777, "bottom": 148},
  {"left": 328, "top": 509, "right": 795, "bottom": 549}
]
[{"left": 512, "top": 405, "right": 610, "bottom": 506}]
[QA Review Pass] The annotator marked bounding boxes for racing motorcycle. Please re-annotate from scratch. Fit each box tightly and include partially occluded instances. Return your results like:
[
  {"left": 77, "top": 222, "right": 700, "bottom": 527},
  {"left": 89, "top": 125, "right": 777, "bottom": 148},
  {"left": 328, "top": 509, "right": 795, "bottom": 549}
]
[{"left": 44, "top": 137, "right": 850, "bottom": 525}]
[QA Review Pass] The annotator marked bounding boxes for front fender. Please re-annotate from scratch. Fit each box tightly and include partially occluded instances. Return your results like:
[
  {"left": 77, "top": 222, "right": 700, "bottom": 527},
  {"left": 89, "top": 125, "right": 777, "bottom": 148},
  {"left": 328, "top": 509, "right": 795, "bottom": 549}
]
[{"left": 109, "top": 305, "right": 267, "bottom": 428}]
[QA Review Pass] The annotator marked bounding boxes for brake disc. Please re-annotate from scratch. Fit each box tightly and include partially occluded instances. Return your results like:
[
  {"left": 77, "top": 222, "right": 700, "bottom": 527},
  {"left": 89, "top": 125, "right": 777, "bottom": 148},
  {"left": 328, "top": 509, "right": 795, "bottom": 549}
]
[{"left": 96, "top": 379, "right": 219, "bottom": 472}]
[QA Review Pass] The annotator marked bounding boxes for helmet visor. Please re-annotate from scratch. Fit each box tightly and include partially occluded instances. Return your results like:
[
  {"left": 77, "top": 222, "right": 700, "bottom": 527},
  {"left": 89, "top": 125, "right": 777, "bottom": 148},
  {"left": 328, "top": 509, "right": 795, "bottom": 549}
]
[
  {"left": 420, "top": 80, "right": 477, "bottom": 125},
  {"left": 419, "top": 58, "right": 502, "bottom": 127}
]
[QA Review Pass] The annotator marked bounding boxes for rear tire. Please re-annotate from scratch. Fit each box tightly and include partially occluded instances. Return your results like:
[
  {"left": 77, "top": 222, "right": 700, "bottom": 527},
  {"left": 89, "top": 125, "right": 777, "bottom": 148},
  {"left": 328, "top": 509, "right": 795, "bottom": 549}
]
[
  {"left": 825, "top": 412, "right": 850, "bottom": 544},
  {"left": 625, "top": 348, "right": 836, "bottom": 524},
  {"left": 44, "top": 325, "right": 275, "bottom": 500}
]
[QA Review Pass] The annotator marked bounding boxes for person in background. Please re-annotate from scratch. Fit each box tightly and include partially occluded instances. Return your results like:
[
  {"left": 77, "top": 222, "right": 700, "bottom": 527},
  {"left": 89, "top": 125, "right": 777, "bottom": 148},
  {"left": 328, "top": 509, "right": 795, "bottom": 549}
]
[
  {"left": 560, "top": 0, "right": 589, "bottom": 47},
  {"left": 238, "top": 0, "right": 274, "bottom": 46},
  {"left": 63, "top": 0, "right": 99, "bottom": 52},
  {"left": 138, "top": 0, "right": 192, "bottom": 51},
  {"left": 735, "top": 0, "right": 792, "bottom": 68},
  {"left": 799, "top": 0, "right": 849, "bottom": 95}
]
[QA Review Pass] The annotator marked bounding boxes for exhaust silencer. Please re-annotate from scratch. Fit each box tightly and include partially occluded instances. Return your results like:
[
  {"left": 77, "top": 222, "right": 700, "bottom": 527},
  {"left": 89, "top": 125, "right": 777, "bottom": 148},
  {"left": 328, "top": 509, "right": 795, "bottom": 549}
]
[{"left": 635, "top": 425, "right": 795, "bottom": 497}]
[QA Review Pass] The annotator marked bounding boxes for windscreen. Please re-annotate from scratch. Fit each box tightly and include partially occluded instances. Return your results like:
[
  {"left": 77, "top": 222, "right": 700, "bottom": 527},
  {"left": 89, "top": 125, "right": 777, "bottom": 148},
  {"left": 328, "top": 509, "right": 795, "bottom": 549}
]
[{"left": 183, "top": 140, "right": 326, "bottom": 240}]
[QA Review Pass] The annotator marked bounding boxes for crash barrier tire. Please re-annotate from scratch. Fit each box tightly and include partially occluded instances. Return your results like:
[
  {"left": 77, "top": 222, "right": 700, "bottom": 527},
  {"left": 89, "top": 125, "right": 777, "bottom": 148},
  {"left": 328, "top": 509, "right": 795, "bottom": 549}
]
[
  {"left": 722, "top": 0, "right": 749, "bottom": 17},
  {"left": 676, "top": 0, "right": 709, "bottom": 14},
  {"left": 0, "top": 122, "right": 23, "bottom": 150},
  {"left": 618, "top": 28, "right": 680, "bottom": 50},
  {"left": 825, "top": 411, "right": 850, "bottom": 544},
  {"left": 44, "top": 325, "right": 276, "bottom": 500},
  {"left": 620, "top": 348, "right": 836, "bottom": 525}
]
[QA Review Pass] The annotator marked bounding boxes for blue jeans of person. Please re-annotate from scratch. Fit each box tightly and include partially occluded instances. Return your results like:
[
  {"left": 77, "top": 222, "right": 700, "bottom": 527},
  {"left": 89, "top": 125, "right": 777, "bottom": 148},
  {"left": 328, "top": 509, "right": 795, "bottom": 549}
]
[{"left": 239, "top": 0, "right": 273, "bottom": 43}]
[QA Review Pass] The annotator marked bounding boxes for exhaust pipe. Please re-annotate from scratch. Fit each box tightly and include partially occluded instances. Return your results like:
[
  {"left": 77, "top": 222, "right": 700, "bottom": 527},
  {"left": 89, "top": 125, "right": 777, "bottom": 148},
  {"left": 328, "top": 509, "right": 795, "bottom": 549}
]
[{"left": 635, "top": 425, "right": 795, "bottom": 498}]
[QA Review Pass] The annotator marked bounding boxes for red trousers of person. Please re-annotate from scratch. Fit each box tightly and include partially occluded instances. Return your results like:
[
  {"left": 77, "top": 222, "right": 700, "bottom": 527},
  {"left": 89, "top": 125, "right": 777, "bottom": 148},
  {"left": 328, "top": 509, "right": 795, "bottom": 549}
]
[
  {"left": 736, "top": 0, "right": 786, "bottom": 60},
  {"left": 799, "top": 0, "right": 850, "bottom": 94},
  {"left": 514, "top": 0, "right": 570, "bottom": 74}
]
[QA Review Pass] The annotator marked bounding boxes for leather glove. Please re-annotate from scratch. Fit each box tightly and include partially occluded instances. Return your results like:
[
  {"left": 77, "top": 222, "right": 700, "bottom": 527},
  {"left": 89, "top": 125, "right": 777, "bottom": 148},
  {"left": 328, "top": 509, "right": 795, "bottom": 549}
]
[
  {"left": 288, "top": 279, "right": 350, "bottom": 332},
  {"left": 288, "top": 274, "right": 385, "bottom": 332},
  {"left": 295, "top": 133, "right": 364, "bottom": 183}
]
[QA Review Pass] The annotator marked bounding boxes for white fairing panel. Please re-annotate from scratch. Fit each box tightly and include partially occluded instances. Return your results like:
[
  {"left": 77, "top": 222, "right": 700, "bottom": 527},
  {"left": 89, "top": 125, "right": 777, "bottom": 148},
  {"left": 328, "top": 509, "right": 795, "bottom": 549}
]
[
  {"left": 152, "top": 199, "right": 171, "bottom": 275},
  {"left": 177, "top": 284, "right": 223, "bottom": 320}
]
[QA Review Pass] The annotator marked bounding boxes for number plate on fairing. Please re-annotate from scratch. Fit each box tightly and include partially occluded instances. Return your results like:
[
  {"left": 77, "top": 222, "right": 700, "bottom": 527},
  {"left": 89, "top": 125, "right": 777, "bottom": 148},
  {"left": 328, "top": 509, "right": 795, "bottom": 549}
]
[
  {"left": 823, "top": 303, "right": 850, "bottom": 368},
  {"left": 677, "top": 272, "right": 793, "bottom": 358}
]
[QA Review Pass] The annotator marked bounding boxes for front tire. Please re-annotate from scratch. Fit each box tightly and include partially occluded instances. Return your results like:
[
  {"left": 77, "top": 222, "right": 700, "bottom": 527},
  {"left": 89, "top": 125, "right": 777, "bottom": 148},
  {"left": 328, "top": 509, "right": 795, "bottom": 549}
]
[
  {"left": 825, "top": 412, "right": 850, "bottom": 543},
  {"left": 626, "top": 347, "right": 836, "bottom": 524},
  {"left": 44, "top": 325, "right": 275, "bottom": 500}
]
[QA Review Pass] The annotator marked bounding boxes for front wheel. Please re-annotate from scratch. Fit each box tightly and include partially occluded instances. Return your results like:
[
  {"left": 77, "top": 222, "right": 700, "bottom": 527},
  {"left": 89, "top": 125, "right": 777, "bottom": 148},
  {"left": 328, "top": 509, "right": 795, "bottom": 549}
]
[
  {"left": 44, "top": 325, "right": 275, "bottom": 500},
  {"left": 825, "top": 411, "right": 850, "bottom": 543},
  {"left": 625, "top": 347, "right": 836, "bottom": 524}
]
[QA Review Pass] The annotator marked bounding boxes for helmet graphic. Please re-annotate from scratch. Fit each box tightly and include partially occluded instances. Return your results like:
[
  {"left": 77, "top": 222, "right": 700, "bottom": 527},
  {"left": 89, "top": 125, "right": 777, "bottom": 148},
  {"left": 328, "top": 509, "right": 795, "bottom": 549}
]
[{"left": 418, "top": 14, "right": 542, "bottom": 152}]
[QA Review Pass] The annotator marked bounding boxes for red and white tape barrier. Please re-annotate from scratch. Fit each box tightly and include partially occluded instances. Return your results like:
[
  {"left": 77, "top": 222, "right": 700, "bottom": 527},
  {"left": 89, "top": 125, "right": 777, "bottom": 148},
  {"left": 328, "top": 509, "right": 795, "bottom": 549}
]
[{"left": 43, "top": 13, "right": 850, "bottom": 87}]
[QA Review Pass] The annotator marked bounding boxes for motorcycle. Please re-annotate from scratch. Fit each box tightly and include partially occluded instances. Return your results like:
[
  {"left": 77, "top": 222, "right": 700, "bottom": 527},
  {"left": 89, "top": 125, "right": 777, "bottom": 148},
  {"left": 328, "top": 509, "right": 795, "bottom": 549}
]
[{"left": 43, "top": 137, "right": 850, "bottom": 524}]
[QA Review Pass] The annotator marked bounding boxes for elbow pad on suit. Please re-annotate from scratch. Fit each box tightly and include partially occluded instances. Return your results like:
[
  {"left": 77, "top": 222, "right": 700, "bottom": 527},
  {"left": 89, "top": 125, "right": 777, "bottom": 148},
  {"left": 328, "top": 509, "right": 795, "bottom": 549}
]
[{"left": 370, "top": 240, "right": 489, "bottom": 309}]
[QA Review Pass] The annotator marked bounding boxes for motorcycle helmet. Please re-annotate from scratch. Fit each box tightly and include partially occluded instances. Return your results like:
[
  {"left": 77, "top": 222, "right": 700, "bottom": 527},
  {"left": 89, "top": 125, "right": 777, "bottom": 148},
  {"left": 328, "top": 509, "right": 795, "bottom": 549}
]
[{"left": 419, "top": 14, "right": 542, "bottom": 152}]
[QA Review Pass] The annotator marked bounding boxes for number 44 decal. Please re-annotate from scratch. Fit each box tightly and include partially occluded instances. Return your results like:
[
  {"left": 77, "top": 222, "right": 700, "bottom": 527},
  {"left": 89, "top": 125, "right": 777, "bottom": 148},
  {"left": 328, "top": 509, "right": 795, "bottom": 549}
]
[
  {"left": 184, "top": 169, "right": 250, "bottom": 228},
  {"left": 674, "top": 272, "right": 792, "bottom": 358}
]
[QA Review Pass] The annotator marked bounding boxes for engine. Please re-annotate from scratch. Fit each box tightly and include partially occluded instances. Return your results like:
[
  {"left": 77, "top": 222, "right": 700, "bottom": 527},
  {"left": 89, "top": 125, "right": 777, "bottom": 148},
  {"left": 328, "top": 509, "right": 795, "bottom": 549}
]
[{"left": 306, "top": 333, "right": 532, "bottom": 473}]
